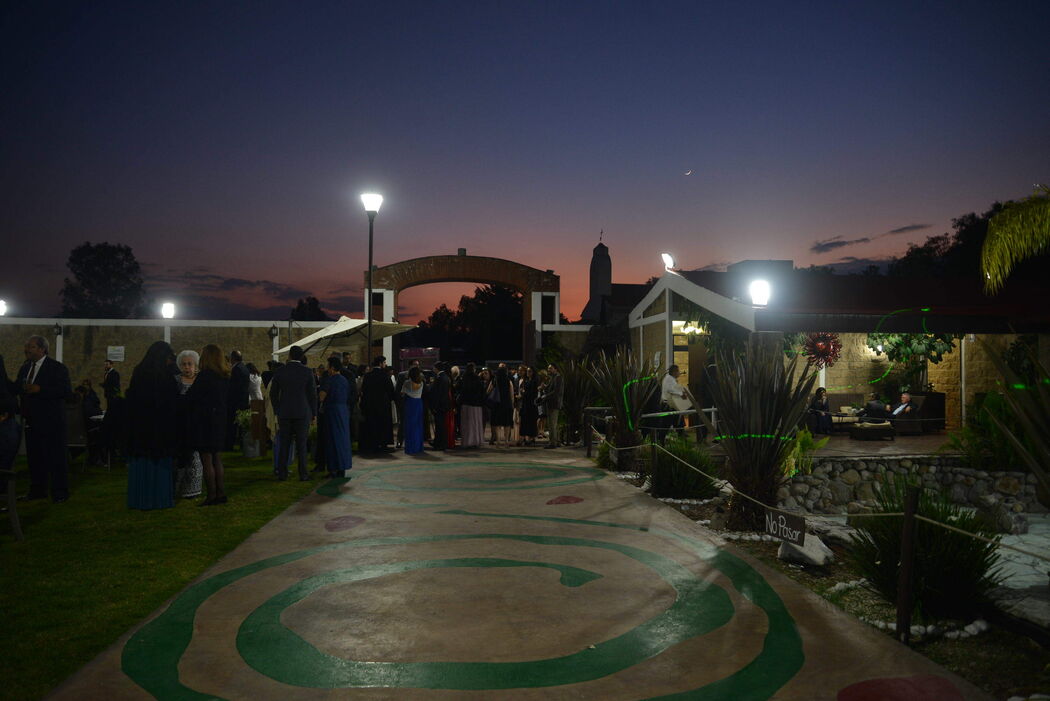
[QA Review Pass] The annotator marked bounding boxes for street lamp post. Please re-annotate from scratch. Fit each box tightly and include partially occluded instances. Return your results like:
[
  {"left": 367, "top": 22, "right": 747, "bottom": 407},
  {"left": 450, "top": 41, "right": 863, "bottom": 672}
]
[{"left": 360, "top": 193, "right": 383, "bottom": 363}]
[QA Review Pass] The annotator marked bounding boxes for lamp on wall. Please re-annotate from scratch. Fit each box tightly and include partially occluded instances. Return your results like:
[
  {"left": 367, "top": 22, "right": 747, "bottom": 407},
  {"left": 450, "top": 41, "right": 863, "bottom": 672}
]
[
  {"left": 53, "top": 323, "right": 62, "bottom": 336},
  {"left": 661, "top": 253, "right": 675, "bottom": 270},
  {"left": 268, "top": 324, "right": 279, "bottom": 341}
]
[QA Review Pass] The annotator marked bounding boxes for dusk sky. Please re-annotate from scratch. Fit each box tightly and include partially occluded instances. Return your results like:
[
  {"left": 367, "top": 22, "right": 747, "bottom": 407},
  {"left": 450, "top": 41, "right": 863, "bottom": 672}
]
[{"left": 2, "top": 1, "right": 1048, "bottom": 323}]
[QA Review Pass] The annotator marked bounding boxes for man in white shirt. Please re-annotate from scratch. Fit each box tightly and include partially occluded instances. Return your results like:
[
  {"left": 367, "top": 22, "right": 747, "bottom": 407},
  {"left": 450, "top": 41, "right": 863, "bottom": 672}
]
[{"left": 661, "top": 365, "right": 688, "bottom": 434}]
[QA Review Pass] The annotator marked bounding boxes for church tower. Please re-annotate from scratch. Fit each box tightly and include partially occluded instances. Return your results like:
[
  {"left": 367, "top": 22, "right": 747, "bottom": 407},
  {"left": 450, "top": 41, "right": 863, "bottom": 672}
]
[{"left": 581, "top": 236, "right": 612, "bottom": 322}]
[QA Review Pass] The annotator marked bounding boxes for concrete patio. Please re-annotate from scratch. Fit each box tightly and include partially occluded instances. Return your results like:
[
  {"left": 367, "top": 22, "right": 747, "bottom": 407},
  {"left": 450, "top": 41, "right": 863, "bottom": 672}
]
[{"left": 49, "top": 448, "right": 989, "bottom": 700}]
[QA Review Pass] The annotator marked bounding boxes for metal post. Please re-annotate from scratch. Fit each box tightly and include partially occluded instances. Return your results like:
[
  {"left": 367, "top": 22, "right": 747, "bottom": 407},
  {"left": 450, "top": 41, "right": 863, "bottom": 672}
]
[
  {"left": 584, "top": 412, "right": 592, "bottom": 458},
  {"left": 896, "top": 485, "right": 920, "bottom": 644},
  {"left": 366, "top": 210, "right": 375, "bottom": 363}
]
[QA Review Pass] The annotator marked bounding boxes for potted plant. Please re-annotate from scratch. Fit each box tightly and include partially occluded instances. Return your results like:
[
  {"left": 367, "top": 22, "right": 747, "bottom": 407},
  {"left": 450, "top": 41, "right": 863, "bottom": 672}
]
[{"left": 235, "top": 408, "right": 260, "bottom": 458}]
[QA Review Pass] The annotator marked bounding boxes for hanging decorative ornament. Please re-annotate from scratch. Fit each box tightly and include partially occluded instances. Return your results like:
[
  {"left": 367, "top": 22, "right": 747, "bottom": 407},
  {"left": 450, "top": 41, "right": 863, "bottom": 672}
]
[{"left": 803, "top": 332, "right": 842, "bottom": 369}]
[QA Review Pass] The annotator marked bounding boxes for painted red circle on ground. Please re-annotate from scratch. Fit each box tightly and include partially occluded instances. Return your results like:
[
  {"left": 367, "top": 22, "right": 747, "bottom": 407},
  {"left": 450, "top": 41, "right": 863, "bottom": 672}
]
[
  {"left": 324, "top": 515, "right": 366, "bottom": 532},
  {"left": 546, "top": 496, "right": 584, "bottom": 505},
  {"left": 837, "top": 675, "right": 963, "bottom": 701}
]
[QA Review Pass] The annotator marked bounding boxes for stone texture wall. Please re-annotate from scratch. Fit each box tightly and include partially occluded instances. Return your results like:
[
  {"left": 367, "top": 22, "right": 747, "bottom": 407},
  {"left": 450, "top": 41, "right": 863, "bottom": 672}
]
[
  {"left": 778, "top": 455, "right": 1042, "bottom": 515},
  {"left": 640, "top": 322, "right": 666, "bottom": 366},
  {"left": 0, "top": 321, "right": 325, "bottom": 389}
]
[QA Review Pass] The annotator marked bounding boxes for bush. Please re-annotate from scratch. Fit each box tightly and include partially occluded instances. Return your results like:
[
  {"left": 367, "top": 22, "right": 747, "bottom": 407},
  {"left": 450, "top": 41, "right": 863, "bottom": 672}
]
[
  {"left": 781, "top": 426, "right": 828, "bottom": 477},
  {"left": 849, "top": 479, "right": 1004, "bottom": 620},
  {"left": 594, "top": 440, "right": 613, "bottom": 470},
  {"left": 646, "top": 432, "right": 720, "bottom": 499}
]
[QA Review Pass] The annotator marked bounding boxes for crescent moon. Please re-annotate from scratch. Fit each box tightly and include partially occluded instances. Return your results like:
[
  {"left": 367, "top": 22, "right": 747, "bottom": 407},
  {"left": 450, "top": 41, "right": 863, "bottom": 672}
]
[{"left": 684, "top": 170, "right": 693, "bottom": 176}]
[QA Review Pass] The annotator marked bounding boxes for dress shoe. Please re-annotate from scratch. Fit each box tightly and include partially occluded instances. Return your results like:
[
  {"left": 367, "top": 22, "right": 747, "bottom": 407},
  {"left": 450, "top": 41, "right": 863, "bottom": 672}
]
[
  {"left": 299, "top": 476, "right": 311, "bottom": 482},
  {"left": 22, "top": 493, "right": 48, "bottom": 501},
  {"left": 53, "top": 496, "right": 69, "bottom": 504},
  {"left": 213, "top": 495, "right": 228, "bottom": 504},
  {"left": 197, "top": 498, "right": 215, "bottom": 507}
]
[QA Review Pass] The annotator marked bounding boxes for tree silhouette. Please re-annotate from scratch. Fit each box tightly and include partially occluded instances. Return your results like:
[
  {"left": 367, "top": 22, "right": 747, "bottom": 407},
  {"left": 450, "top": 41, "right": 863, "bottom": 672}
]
[
  {"left": 290, "top": 296, "right": 331, "bottom": 321},
  {"left": 61, "top": 241, "right": 145, "bottom": 318}
]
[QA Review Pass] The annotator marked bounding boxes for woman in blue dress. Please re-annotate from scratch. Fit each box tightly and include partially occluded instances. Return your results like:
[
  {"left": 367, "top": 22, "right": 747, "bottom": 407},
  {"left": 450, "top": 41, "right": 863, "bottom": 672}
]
[
  {"left": 401, "top": 366, "right": 425, "bottom": 454},
  {"left": 126, "top": 341, "right": 179, "bottom": 510},
  {"left": 319, "top": 356, "right": 352, "bottom": 478}
]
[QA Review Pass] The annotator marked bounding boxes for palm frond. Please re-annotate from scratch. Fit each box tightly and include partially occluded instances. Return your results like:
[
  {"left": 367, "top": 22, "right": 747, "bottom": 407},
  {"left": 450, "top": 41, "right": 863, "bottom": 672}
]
[{"left": 982, "top": 186, "right": 1050, "bottom": 293}]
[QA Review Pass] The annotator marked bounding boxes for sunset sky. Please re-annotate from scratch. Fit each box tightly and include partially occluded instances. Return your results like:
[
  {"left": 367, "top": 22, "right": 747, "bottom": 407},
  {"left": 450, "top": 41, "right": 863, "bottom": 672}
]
[{"left": 2, "top": 1, "right": 1047, "bottom": 323}]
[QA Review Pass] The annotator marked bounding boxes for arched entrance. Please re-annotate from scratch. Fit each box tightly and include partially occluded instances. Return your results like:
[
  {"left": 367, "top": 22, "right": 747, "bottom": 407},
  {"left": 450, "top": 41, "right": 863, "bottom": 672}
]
[{"left": 366, "top": 253, "right": 561, "bottom": 363}]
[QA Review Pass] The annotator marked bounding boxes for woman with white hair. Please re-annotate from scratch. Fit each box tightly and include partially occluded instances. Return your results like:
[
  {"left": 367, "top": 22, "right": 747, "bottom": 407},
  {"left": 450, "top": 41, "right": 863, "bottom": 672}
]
[{"left": 174, "top": 349, "right": 203, "bottom": 498}]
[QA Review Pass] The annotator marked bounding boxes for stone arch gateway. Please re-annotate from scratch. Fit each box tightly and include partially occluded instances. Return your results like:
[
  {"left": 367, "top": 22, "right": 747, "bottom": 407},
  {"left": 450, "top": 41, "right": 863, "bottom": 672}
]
[{"left": 366, "top": 253, "right": 562, "bottom": 362}]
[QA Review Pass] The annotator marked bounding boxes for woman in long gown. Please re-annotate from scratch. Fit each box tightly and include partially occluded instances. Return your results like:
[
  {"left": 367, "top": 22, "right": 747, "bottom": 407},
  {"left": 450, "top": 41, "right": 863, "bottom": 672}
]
[
  {"left": 187, "top": 344, "right": 230, "bottom": 505},
  {"left": 126, "top": 341, "right": 179, "bottom": 510},
  {"left": 320, "top": 356, "right": 352, "bottom": 478},
  {"left": 458, "top": 363, "right": 485, "bottom": 449},
  {"left": 519, "top": 365, "right": 539, "bottom": 446},
  {"left": 401, "top": 366, "right": 425, "bottom": 454},
  {"left": 488, "top": 365, "right": 515, "bottom": 448},
  {"left": 174, "top": 350, "right": 203, "bottom": 498}
]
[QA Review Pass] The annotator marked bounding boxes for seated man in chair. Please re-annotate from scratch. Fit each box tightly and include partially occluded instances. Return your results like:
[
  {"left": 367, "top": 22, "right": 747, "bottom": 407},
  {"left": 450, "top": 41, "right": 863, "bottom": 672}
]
[{"left": 858, "top": 393, "right": 889, "bottom": 423}]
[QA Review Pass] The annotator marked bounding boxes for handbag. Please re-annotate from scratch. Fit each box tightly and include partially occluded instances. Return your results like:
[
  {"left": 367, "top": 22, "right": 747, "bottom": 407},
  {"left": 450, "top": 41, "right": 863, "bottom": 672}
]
[{"left": 485, "top": 383, "right": 500, "bottom": 409}]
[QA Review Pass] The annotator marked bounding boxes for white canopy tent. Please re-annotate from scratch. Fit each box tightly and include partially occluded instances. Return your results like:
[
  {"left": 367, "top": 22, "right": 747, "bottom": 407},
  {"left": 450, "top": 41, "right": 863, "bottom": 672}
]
[{"left": 275, "top": 316, "right": 416, "bottom": 361}]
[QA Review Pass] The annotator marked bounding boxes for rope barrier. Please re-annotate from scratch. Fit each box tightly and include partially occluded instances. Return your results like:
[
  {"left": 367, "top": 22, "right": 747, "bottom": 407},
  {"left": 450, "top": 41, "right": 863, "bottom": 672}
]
[
  {"left": 602, "top": 438, "right": 1050, "bottom": 565},
  {"left": 913, "top": 515, "right": 1050, "bottom": 565}
]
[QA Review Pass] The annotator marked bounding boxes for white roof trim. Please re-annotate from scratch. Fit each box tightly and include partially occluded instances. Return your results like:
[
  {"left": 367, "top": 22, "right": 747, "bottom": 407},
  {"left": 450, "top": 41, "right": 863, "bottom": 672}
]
[{"left": 628, "top": 272, "right": 755, "bottom": 331}]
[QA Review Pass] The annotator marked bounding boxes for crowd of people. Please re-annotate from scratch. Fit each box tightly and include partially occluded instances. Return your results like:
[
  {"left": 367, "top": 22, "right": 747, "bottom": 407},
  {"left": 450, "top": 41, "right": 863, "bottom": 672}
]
[{"left": 0, "top": 335, "right": 567, "bottom": 513}]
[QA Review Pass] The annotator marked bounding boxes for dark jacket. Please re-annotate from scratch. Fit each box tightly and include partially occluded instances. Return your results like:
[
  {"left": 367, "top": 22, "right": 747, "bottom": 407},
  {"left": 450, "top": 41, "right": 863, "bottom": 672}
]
[
  {"left": 125, "top": 369, "right": 180, "bottom": 458},
  {"left": 542, "top": 371, "right": 564, "bottom": 411},
  {"left": 428, "top": 372, "right": 452, "bottom": 412},
  {"left": 186, "top": 368, "right": 229, "bottom": 451},
  {"left": 103, "top": 367, "right": 121, "bottom": 401},
  {"left": 228, "top": 362, "right": 251, "bottom": 412},
  {"left": 361, "top": 368, "right": 397, "bottom": 414},
  {"left": 16, "top": 356, "right": 73, "bottom": 425},
  {"left": 270, "top": 361, "right": 317, "bottom": 420},
  {"left": 458, "top": 373, "right": 485, "bottom": 407}
]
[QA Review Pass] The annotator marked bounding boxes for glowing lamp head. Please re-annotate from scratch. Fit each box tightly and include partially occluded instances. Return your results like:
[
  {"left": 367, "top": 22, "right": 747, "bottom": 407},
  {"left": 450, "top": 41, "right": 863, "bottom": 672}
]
[
  {"left": 661, "top": 253, "right": 675, "bottom": 270},
  {"left": 360, "top": 193, "right": 383, "bottom": 213},
  {"left": 0, "top": 299, "right": 6, "bottom": 316},
  {"left": 749, "top": 279, "right": 771, "bottom": 306},
  {"left": 161, "top": 302, "right": 176, "bottom": 319}
]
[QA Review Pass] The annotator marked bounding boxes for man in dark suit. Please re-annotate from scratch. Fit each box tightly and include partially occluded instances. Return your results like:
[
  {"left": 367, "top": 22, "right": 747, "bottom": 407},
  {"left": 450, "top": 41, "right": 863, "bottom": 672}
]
[
  {"left": 428, "top": 362, "right": 452, "bottom": 451},
  {"left": 102, "top": 359, "right": 121, "bottom": 409},
  {"left": 889, "top": 392, "right": 918, "bottom": 420},
  {"left": 16, "top": 335, "right": 73, "bottom": 502},
  {"left": 270, "top": 346, "right": 317, "bottom": 481},
  {"left": 360, "top": 356, "right": 396, "bottom": 453},
  {"left": 227, "top": 350, "right": 250, "bottom": 450}
]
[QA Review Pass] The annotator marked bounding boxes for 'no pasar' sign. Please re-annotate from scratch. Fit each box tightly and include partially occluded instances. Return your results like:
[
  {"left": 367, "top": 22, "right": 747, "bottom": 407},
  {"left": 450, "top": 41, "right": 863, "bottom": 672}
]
[{"left": 765, "top": 509, "right": 806, "bottom": 546}]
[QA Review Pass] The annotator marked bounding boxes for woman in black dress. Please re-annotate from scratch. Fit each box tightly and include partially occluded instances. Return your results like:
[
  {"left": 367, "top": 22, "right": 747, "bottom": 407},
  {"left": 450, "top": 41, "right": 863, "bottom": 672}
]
[
  {"left": 488, "top": 365, "right": 514, "bottom": 448},
  {"left": 518, "top": 365, "right": 539, "bottom": 446},
  {"left": 808, "top": 387, "right": 833, "bottom": 435},
  {"left": 187, "top": 344, "right": 230, "bottom": 505}
]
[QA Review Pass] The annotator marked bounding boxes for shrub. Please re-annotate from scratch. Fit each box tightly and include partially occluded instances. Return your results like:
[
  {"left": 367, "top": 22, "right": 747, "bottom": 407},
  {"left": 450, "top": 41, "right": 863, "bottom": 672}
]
[
  {"left": 781, "top": 426, "right": 828, "bottom": 477},
  {"left": 587, "top": 348, "right": 658, "bottom": 471},
  {"left": 646, "top": 432, "right": 720, "bottom": 499},
  {"left": 594, "top": 440, "right": 613, "bottom": 470},
  {"left": 699, "top": 339, "right": 816, "bottom": 530},
  {"left": 849, "top": 479, "right": 1004, "bottom": 620}
]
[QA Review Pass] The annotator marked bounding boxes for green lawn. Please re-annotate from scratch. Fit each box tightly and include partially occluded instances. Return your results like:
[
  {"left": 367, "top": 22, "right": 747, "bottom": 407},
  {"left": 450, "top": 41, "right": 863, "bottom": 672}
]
[{"left": 0, "top": 452, "right": 318, "bottom": 700}]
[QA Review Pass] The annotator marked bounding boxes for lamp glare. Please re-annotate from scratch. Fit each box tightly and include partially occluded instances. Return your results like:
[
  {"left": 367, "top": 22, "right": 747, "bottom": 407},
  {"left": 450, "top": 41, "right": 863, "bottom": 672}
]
[
  {"left": 161, "top": 302, "right": 176, "bottom": 319},
  {"left": 361, "top": 193, "right": 383, "bottom": 213},
  {"left": 0, "top": 300, "right": 6, "bottom": 316},
  {"left": 661, "top": 253, "right": 675, "bottom": 270},
  {"left": 749, "top": 280, "right": 771, "bottom": 306}
]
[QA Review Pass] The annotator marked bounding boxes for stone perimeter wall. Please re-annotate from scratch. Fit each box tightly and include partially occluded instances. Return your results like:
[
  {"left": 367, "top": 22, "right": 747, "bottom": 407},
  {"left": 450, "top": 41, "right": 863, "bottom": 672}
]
[{"left": 777, "top": 455, "right": 1042, "bottom": 515}]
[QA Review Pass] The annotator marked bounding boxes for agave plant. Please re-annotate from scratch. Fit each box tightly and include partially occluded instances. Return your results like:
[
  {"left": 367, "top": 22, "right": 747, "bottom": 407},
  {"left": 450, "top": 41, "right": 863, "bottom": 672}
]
[
  {"left": 588, "top": 348, "right": 658, "bottom": 470},
  {"left": 556, "top": 357, "right": 594, "bottom": 445},
  {"left": 699, "top": 338, "right": 817, "bottom": 530},
  {"left": 981, "top": 338, "right": 1050, "bottom": 497}
]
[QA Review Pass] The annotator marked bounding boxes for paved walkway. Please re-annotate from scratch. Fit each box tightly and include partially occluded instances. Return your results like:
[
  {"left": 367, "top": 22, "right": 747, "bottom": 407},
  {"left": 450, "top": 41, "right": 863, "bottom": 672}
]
[{"left": 51, "top": 448, "right": 989, "bottom": 700}]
